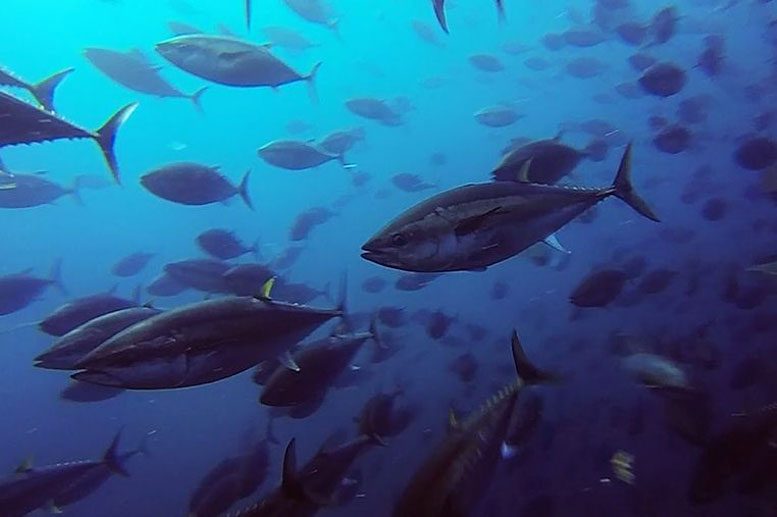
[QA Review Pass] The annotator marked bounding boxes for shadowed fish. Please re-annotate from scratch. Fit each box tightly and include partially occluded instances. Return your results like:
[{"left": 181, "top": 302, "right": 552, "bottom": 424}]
[
  {"left": 156, "top": 35, "right": 321, "bottom": 100},
  {"left": 0, "top": 432, "right": 130, "bottom": 517},
  {"left": 282, "top": 0, "right": 338, "bottom": 32},
  {"left": 262, "top": 26, "right": 318, "bottom": 51},
  {"left": 146, "top": 272, "right": 188, "bottom": 297},
  {"left": 0, "top": 261, "right": 65, "bottom": 316},
  {"left": 318, "top": 127, "right": 365, "bottom": 159},
  {"left": 363, "top": 145, "right": 658, "bottom": 272},
  {"left": 345, "top": 98, "right": 404, "bottom": 126},
  {"left": 189, "top": 438, "right": 270, "bottom": 517},
  {"left": 141, "top": 163, "right": 253, "bottom": 209},
  {"left": 290, "top": 207, "right": 335, "bottom": 241},
  {"left": 260, "top": 318, "right": 379, "bottom": 408},
  {"left": 111, "top": 252, "right": 155, "bottom": 277},
  {"left": 40, "top": 289, "right": 139, "bottom": 336},
  {"left": 357, "top": 389, "right": 415, "bottom": 443},
  {"left": 0, "top": 173, "right": 80, "bottom": 208},
  {"left": 71, "top": 279, "right": 345, "bottom": 389},
  {"left": 35, "top": 306, "right": 161, "bottom": 370},
  {"left": 222, "top": 264, "right": 276, "bottom": 296},
  {"left": 230, "top": 434, "right": 378, "bottom": 515},
  {"left": 393, "top": 330, "right": 559, "bottom": 516},
  {"left": 0, "top": 91, "right": 136, "bottom": 182},
  {"left": 491, "top": 135, "right": 594, "bottom": 184},
  {"left": 258, "top": 140, "right": 348, "bottom": 170},
  {"left": 164, "top": 258, "right": 232, "bottom": 293},
  {"left": 197, "top": 229, "right": 258, "bottom": 260},
  {"left": 639, "top": 63, "right": 686, "bottom": 97},
  {"left": 570, "top": 269, "right": 628, "bottom": 307},
  {"left": 0, "top": 66, "right": 73, "bottom": 112},
  {"left": 84, "top": 47, "right": 206, "bottom": 110}
]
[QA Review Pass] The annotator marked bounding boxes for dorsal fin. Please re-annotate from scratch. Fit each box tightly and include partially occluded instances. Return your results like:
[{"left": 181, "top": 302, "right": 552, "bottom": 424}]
[{"left": 259, "top": 277, "right": 275, "bottom": 300}]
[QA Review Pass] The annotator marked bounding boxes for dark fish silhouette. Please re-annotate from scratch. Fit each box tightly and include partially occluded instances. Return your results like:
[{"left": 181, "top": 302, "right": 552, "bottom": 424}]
[
  {"left": 0, "top": 173, "right": 80, "bottom": 208},
  {"left": 197, "top": 229, "right": 258, "bottom": 260},
  {"left": 35, "top": 306, "right": 161, "bottom": 370},
  {"left": 72, "top": 280, "right": 345, "bottom": 389},
  {"left": 141, "top": 163, "right": 253, "bottom": 209},
  {"left": 0, "top": 91, "right": 136, "bottom": 182},
  {"left": 0, "top": 261, "right": 65, "bottom": 316},
  {"left": 393, "top": 330, "right": 559, "bottom": 516},
  {"left": 111, "top": 252, "right": 155, "bottom": 277},
  {"left": 639, "top": 62, "right": 686, "bottom": 97},
  {"left": 431, "top": 0, "right": 506, "bottom": 33},
  {"left": 164, "top": 258, "right": 232, "bottom": 293},
  {"left": 570, "top": 269, "right": 628, "bottom": 307},
  {"left": 84, "top": 47, "right": 206, "bottom": 110},
  {"left": 0, "top": 432, "right": 130, "bottom": 517},
  {"left": 40, "top": 290, "right": 139, "bottom": 337}
]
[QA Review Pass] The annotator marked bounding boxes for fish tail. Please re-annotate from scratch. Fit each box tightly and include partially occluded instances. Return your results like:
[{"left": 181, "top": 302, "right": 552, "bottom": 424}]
[
  {"left": 29, "top": 67, "right": 74, "bottom": 112},
  {"left": 245, "top": 0, "right": 252, "bottom": 30},
  {"left": 369, "top": 313, "right": 387, "bottom": 350},
  {"left": 432, "top": 0, "right": 449, "bottom": 34},
  {"left": 495, "top": 0, "right": 506, "bottom": 22},
  {"left": 190, "top": 86, "right": 208, "bottom": 114},
  {"left": 49, "top": 258, "right": 68, "bottom": 296},
  {"left": 305, "top": 62, "right": 322, "bottom": 104},
  {"left": 611, "top": 143, "right": 660, "bottom": 222},
  {"left": 103, "top": 430, "right": 130, "bottom": 477},
  {"left": 238, "top": 169, "right": 254, "bottom": 210},
  {"left": 68, "top": 179, "right": 85, "bottom": 206},
  {"left": 510, "top": 329, "right": 561, "bottom": 385},
  {"left": 94, "top": 103, "right": 139, "bottom": 184}
]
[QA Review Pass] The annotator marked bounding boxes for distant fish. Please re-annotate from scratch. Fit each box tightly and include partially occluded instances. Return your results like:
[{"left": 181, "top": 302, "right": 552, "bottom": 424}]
[
  {"left": 734, "top": 136, "right": 777, "bottom": 170},
  {"left": 647, "top": 6, "right": 678, "bottom": 46},
  {"left": 469, "top": 53, "right": 504, "bottom": 72},
  {"left": 245, "top": 0, "right": 252, "bottom": 30},
  {"left": 345, "top": 97, "right": 404, "bottom": 126},
  {"left": 111, "top": 252, "right": 155, "bottom": 277},
  {"left": 282, "top": 0, "right": 338, "bottom": 32},
  {"left": 156, "top": 35, "right": 321, "bottom": 101},
  {"left": 474, "top": 105, "right": 521, "bottom": 127},
  {"left": 262, "top": 26, "right": 318, "bottom": 51},
  {"left": 639, "top": 62, "right": 686, "bottom": 97},
  {"left": 290, "top": 206, "right": 335, "bottom": 241},
  {"left": 222, "top": 264, "right": 275, "bottom": 296},
  {"left": 258, "top": 140, "right": 349, "bottom": 170},
  {"left": 570, "top": 269, "right": 628, "bottom": 307},
  {"left": 146, "top": 272, "right": 188, "bottom": 297},
  {"left": 391, "top": 173, "right": 435, "bottom": 193},
  {"left": 84, "top": 47, "right": 206, "bottom": 111},
  {"left": 140, "top": 162, "right": 253, "bottom": 209},
  {"left": 164, "top": 259, "right": 232, "bottom": 294},
  {"left": 167, "top": 20, "right": 203, "bottom": 36},
  {"left": 197, "top": 229, "right": 258, "bottom": 260},
  {"left": 318, "top": 127, "right": 365, "bottom": 159},
  {"left": 623, "top": 352, "right": 690, "bottom": 391},
  {"left": 0, "top": 91, "right": 136, "bottom": 182},
  {"left": 0, "top": 261, "right": 65, "bottom": 316},
  {"left": 0, "top": 173, "right": 80, "bottom": 208},
  {"left": 0, "top": 65, "right": 73, "bottom": 112},
  {"left": 492, "top": 135, "right": 591, "bottom": 184}
]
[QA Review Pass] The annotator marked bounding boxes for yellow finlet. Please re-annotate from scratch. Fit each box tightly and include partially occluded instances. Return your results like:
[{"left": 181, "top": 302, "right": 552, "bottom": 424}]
[{"left": 260, "top": 277, "right": 276, "bottom": 299}]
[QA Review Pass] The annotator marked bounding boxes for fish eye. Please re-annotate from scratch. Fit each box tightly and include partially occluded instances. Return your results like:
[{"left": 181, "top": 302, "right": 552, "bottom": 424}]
[{"left": 391, "top": 233, "right": 408, "bottom": 247}]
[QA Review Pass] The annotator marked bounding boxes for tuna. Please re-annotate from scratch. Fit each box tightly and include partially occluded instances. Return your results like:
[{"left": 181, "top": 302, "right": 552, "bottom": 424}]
[
  {"left": 141, "top": 163, "right": 253, "bottom": 209},
  {"left": 258, "top": 140, "right": 347, "bottom": 170},
  {"left": 393, "top": 330, "right": 558, "bottom": 516},
  {"left": 0, "top": 173, "right": 80, "bottom": 208},
  {"left": 0, "top": 91, "right": 136, "bottom": 182},
  {"left": 0, "top": 261, "right": 65, "bottom": 316},
  {"left": 260, "top": 319, "right": 378, "bottom": 408},
  {"left": 84, "top": 47, "right": 206, "bottom": 110},
  {"left": 0, "top": 432, "right": 130, "bottom": 517},
  {"left": 40, "top": 290, "right": 140, "bottom": 336},
  {"left": 474, "top": 105, "right": 521, "bottom": 127},
  {"left": 111, "top": 252, "right": 155, "bottom": 277},
  {"left": 491, "top": 136, "right": 589, "bottom": 184},
  {"left": 156, "top": 35, "right": 321, "bottom": 100},
  {"left": 197, "top": 229, "right": 258, "bottom": 260},
  {"left": 363, "top": 146, "right": 658, "bottom": 272},
  {"left": 164, "top": 258, "right": 232, "bottom": 293},
  {"left": 35, "top": 306, "right": 162, "bottom": 370},
  {"left": 71, "top": 280, "right": 345, "bottom": 389},
  {"left": 345, "top": 98, "right": 403, "bottom": 126}
]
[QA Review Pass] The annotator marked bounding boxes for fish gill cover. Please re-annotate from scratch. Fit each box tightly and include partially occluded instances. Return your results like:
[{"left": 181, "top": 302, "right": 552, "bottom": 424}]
[{"left": 0, "top": 0, "right": 776, "bottom": 516}]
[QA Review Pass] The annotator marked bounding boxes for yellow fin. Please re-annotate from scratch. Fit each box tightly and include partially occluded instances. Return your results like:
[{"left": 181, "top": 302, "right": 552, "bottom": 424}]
[{"left": 260, "top": 277, "right": 276, "bottom": 299}]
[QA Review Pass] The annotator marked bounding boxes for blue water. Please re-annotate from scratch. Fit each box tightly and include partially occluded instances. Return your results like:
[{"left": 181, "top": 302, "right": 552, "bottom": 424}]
[{"left": 1, "top": 0, "right": 776, "bottom": 515}]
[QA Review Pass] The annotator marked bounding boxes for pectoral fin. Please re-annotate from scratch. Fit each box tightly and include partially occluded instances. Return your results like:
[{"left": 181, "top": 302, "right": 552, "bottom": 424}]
[
  {"left": 542, "top": 233, "right": 570, "bottom": 254},
  {"left": 279, "top": 351, "right": 300, "bottom": 372},
  {"left": 454, "top": 207, "right": 504, "bottom": 237}
]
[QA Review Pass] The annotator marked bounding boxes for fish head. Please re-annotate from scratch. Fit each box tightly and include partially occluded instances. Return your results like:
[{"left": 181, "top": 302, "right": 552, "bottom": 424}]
[
  {"left": 156, "top": 36, "right": 213, "bottom": 68},
  {"left": 361, "top": 217, "right": 452, "bottom": 272}
]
